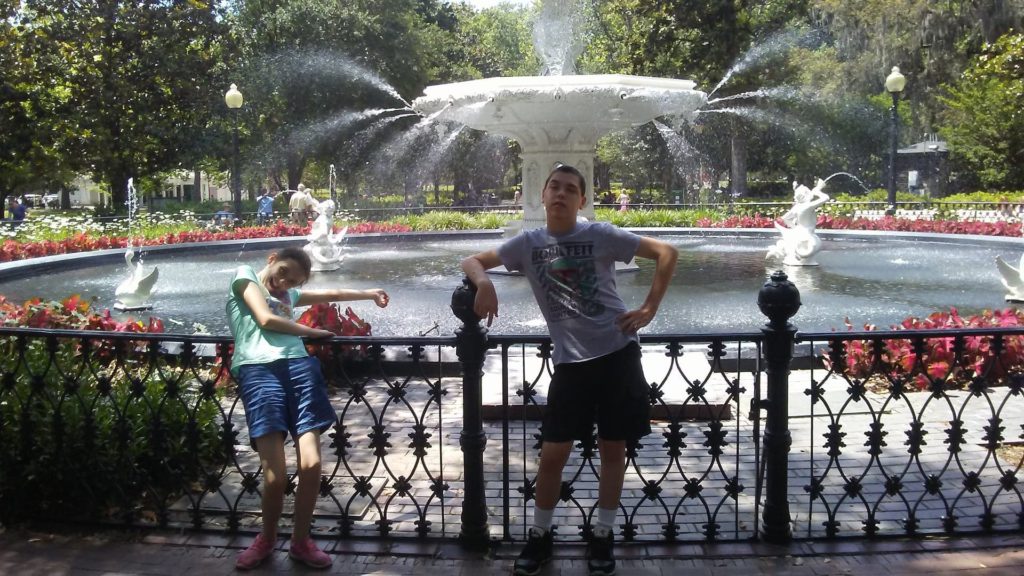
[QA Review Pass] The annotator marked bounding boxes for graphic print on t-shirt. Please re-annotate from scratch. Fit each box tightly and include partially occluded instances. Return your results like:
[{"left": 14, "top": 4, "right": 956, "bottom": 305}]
[
  {"left": 265, "top": 291, "right": 293, "bottom": 319},
  {"left": 532, "top": 241, "right": 604, "bottom": 321}
]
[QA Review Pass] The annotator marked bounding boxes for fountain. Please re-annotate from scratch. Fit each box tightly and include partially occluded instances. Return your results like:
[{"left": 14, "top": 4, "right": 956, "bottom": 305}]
[
  {"left": 114, "top": 178, "right": 159, "bottom": 311},
  {"left": 411, "top": 0, "right": 707, "bottom": 233},
  {"left": 766, "top": 179, "right": 830, "bottom": 266},
  {"left": 303, "top": 199, "right": 348, "bottom": 271}
]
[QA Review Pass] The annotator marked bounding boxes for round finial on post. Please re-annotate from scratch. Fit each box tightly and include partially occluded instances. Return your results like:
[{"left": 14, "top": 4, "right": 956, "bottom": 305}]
[
  {"left": 758, "top": 270, "right": 801, "bottom": 328},
  {"left": 451, "top": 277, "right": 482, "bottom": 326}
]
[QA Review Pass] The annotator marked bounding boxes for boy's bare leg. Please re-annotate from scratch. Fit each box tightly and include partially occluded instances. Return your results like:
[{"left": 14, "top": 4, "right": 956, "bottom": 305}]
[
  {"left": 534, "top": 440, "right": 573, "bottom": 509},
  {"left": 254, "top": 433, "right": 288, "bottom": 539},
  {"left": 596, "top": 439, "right": 626, "bottom": 510},
  {"left": 292, "top": 430, "right": 323, "bottom": 541}
]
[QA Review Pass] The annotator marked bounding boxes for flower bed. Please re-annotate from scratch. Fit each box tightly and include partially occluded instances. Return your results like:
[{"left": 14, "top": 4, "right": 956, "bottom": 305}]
[
  {"left": 832, "top": 308, "right": 1024, "bottom": 390},
  {"left": 0, "top": 220, "right": 412, "bottom": 262},
  {"left": 698, "top": 214, "right": 1023, "bottom": 236}
]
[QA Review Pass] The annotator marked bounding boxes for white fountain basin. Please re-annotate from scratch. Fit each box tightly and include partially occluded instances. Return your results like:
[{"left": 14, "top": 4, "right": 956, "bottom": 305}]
[
  {"left": 413, "top": 74, "right": 707, "bottom": 232},
  {"left": 414, "top": 74, "right": 705, "bottom": 145}
]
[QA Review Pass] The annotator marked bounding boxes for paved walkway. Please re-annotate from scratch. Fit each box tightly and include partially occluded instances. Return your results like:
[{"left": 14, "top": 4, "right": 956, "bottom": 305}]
[{"left": 1, "top": 526, "right": 1022, "bottom": 575}]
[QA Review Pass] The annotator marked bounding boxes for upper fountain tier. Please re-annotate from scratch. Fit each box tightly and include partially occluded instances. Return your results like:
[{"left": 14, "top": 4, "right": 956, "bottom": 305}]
[{"left": 413, "top": 74, "right": 707, "bottom": 151}]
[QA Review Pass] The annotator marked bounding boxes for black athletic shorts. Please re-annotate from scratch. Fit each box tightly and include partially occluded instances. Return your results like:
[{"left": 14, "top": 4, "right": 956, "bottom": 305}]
[{"left": 541, "top": 341, "right": 652, "bottom": 442}]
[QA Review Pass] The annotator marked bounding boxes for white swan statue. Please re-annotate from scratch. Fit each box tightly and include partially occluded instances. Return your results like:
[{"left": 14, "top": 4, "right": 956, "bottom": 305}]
[
  {"left": 114, "top": 246, "right": 160, "bottom": 310},
  {"left": 995, "top": 254, "right": 1024, "bottom": 302},
  {"left": 766, "top": 178, "right": 830, "bottom": 266},
  {"left": 303, "top": 199, "right": 348, "bottom": 271}
]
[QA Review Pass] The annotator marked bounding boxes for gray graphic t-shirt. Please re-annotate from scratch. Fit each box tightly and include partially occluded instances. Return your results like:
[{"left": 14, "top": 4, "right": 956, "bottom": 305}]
[{"left": 498, "top": 221, "right": 641, "bottom": 364}]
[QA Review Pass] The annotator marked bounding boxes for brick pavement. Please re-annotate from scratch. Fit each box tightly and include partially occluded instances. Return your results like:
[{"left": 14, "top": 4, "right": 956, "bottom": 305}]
[{"left": 1, "top": 526, "right": 1022, "bottom": 576}]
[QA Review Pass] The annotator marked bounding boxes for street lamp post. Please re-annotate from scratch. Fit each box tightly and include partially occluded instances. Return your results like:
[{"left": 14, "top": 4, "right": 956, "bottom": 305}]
[
  {"left": 224, "top": 84, "right": 244, "bottom": 223},
  {"left": 884, "top": 66, "right": 906, "bottom": 216}
]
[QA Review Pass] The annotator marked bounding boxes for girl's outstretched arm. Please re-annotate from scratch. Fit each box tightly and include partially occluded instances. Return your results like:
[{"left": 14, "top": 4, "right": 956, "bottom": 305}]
[{"left": 297, "top": 288, "right": 389, "bottom": 308}]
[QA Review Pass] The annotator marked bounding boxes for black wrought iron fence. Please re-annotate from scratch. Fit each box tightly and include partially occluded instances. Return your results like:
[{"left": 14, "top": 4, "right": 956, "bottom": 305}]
[
  {"left": 790, "top": 328, "right": 1024, "bottom": 538},
  {"left": 0, "top": 273, "right": 1022, "bottom": 548}
]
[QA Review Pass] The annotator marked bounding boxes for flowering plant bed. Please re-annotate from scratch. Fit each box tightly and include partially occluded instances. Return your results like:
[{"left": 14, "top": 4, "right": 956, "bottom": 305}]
[
  {"left": 297, "top": 302, "right": 373, "bottom": 365},
  {"left": 698, "top": 214, "right": 1023, "bottom": 236},
  {"left": 0, "top": 220, "right": 413, "bottom": 262},
  {"left": 830, "top": 307, "right": 1024, "bottom": 391}
]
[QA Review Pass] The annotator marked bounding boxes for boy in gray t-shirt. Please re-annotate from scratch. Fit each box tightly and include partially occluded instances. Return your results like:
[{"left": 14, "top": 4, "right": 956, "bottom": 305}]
[{"left": 462, "top": 165, "right": 678, "bottom": 576}]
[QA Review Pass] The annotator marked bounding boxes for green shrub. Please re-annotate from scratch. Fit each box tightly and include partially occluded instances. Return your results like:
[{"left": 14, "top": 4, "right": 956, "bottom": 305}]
[
  {"left": 393, "top": 210, "right": 514, "bottom": 231},
  {"left": 0, "top": 298, "right": 227, "bottom": 524}
]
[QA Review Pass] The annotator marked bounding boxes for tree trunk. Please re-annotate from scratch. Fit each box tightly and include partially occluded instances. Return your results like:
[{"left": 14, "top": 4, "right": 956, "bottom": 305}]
[
  {"left": 191, "top": 166, "right": 201, "bottom": 202},
  {"left": 286, "top": 153, "right": 306, "bottom": 191},
  {"left": 108, "top": 171, "right": 131, "bottom": 213}
]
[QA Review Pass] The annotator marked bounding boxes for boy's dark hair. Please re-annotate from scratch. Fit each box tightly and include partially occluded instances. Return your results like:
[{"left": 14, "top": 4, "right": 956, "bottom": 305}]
[
  {"left": 544, "top": 164, "right": 587, "bottom": 196},
  {"left": 276, "top": 247, "right": 312, "bottom": 279}
]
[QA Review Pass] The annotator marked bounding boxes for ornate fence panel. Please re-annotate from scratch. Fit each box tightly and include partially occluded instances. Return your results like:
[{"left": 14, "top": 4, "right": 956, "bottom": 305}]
[
  {"left": 488, "top": 334, "right": 764, "bottom": 544},
  {"left": 790, "top": 328, "right": 1024, "bottom": 538},
  {"left": 0, "top": 327, "right": 463, "bottom": 539}
]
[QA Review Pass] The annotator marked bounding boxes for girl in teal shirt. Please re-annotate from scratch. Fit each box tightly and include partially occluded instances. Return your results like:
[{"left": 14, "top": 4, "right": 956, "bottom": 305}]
[{"left": 227, "top": 247, "right": 388, "bottom": 570}]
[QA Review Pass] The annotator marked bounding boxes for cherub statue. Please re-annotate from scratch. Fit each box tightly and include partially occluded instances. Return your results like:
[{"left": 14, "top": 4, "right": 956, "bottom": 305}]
[
  {"left": 303, "top": 199, "right": 348, "bottom": 271},
  {"left": 766, "top": 179, "right": 830, "bottom": 266},
  {"left": 995, "top": 254, "right": 1024, "bottom": 302}
]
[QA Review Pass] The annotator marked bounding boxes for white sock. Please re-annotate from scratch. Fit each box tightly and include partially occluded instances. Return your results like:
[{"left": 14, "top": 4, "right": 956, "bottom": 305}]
[
  {"left": 532, "top": 506, "right": 555, "bottom": 534},
  {"left": 594, "top": 507, "right": 617, "bottom": 537}
]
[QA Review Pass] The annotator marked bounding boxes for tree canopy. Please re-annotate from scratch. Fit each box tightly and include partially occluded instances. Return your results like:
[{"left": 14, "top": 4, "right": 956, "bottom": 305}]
[{"left": 2, "top": 0, "right": 1023, "bottom": 207}]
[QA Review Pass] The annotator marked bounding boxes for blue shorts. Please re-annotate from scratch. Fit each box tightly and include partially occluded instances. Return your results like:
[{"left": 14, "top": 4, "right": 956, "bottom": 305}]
[{"left": 237, "top": 357, "right": 336, "bottom": 448}]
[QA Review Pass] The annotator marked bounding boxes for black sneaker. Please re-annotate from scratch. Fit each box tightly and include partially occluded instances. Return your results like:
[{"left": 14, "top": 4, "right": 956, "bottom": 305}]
[
  {"left": 587, "top": 531, "right": 615, "bottom": 576},
  {"left": 513, "top": 528, "right": 553, "bottom": 575}
]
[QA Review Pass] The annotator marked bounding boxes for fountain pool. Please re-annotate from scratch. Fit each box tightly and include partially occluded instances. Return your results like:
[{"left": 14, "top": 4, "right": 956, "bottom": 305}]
[{"left": 0, "top": 231, "right": 1017, "bottom": 336}]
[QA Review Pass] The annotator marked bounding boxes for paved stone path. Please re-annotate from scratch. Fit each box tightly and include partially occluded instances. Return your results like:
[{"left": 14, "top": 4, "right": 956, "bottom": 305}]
[{"left": 1, "top": 526, "right": 1022, "bottom": 575}]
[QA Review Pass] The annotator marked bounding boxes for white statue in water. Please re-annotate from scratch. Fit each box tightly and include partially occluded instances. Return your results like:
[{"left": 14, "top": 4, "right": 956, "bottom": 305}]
[
  {"left": 995, "top": 254, "right": 1024, "bottom": 302},
  {"left": 114, "top": 246, "right": 160, "bottom": 310},
  {"left": 303, "top": 199, "right": 348, "bottom": 272},
  {"left": 766, "top": 179, "right": 830, "bottom": 266}
]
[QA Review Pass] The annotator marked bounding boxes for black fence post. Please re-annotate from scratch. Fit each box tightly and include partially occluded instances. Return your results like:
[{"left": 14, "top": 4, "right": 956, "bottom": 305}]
[
  {"left": 451, "top": 277, "right": 490, "bottom": 550},
  {"left": 757, "top": 270, "right": 800, "bottom": 544}
]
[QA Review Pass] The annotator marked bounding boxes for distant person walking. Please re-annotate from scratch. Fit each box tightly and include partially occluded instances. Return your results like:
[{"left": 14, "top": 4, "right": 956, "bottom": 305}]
[
  {"left": 256, "top": 189, "right": 278, "bottom": 225},
  {"left": 211, "top": 202, "right": 236, "bottom": 227},
  {"left": 289, "top": 184, "right": 316, "bottom": 226},
  {"left": 6, "top": 196, "right": 26, "bottom": 223},
  {"left": 617, "top": 191, "right": 630, "bottom": 212}
]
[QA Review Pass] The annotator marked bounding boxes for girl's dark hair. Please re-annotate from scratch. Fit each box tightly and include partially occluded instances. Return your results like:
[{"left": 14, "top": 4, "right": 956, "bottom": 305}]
[{"left": 275, "top": 247, "right": 312, "bottom": 279}]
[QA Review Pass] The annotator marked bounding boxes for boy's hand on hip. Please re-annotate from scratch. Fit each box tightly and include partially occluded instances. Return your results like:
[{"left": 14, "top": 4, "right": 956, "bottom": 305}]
[{"left": 616, "top": 307, "right": 654, "bottom": 334}]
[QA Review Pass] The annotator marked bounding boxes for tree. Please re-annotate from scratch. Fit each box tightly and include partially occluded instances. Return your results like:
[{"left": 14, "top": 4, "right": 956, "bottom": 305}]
[
  {"left": 20, "top": 0, "right": 230, "bottom": 209},
  {"left": 460, "top": 4, "right": 540, "bottom": 78},
  {"left": 938, "top": 33, "right": 1024, "bottom": 191},
  {"left": 806, "top": 0, "right": 1022, "bottom": 133},
  {"left": 233, "top": 0, "right": 447, "bottom": 191}
]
